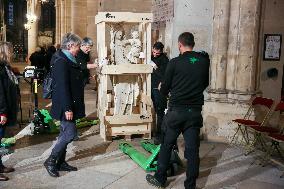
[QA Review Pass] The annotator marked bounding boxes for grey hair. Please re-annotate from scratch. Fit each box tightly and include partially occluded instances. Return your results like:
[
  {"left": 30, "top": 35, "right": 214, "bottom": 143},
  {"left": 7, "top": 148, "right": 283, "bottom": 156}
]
[
  {"left": 61, "top": 33, "right": 82, "bottom": 50},
  {"left": 81, "top": 37, "right": 93, "bottom": 46}
]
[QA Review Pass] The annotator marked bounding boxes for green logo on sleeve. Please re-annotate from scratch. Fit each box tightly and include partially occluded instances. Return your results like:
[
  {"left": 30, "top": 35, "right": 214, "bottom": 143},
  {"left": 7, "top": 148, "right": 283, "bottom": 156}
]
[{"left": 189, "top": 57, "right": 198, "bottom": 64}]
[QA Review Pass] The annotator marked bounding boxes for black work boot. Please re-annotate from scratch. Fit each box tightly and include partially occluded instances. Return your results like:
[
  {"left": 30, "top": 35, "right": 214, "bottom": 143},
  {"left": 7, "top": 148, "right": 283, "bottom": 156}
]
[
  {"left": 57, "top": 150, "right": 77, "bottom": 172},
  {"left": 44, "top": 155, "right": 59, "bottom": 177},
  {"left": 146, "top": 174, "right": 165, "bottom": 188}
]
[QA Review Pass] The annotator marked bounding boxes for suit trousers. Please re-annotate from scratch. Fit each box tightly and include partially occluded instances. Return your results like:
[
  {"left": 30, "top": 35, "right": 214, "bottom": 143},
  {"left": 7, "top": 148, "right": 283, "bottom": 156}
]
[{"left": 51, "top": 120, "right": 77, "bottom": 157}]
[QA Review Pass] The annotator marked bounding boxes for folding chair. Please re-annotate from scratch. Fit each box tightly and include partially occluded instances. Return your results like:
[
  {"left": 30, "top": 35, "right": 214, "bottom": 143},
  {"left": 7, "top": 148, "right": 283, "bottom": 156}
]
[
  {"left": 230, "top": 97, "right": 274, "bottom": 148},
  {"left": 256, "top": 103, "right": 284, "bottom": 176},
  {"left": 246, "top": 102, "right": 284, "bottom": 155}
]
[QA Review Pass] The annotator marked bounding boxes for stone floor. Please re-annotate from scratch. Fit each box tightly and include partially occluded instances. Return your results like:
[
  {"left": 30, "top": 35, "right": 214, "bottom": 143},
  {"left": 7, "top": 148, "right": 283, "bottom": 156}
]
[{"left": 1, "top": 70, "right": 284, "bottom": 188}]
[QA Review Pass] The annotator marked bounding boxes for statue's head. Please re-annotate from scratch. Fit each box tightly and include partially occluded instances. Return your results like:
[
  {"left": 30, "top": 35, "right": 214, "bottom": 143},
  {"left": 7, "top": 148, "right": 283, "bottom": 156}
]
[
  {"left": 131, "top": 31, "right": 139, "bottom": 39},
  {"left": 115, "top": 30, "right": 124, "bottom": 40}
]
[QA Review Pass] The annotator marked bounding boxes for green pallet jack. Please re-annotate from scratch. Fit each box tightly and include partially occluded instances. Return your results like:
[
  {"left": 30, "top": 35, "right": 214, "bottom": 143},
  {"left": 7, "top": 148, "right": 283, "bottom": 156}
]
[
  {"left": 33, "top": 109, "right": 99, "bottom": 134},
  {"left": 119, "top": 140, "right": 182, "bottom": 175},
  {"left": 119, "top": 140, "right": 161, "bottom": 172},
  {"left": 0, "top": 137, "right": 16, "bottom": 147}
]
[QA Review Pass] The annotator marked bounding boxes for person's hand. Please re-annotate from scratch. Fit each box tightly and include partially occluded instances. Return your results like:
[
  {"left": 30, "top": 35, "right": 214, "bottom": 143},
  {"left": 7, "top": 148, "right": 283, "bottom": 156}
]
[
  {"left": 158, "top": 82, "right": 162, "bottom": 91},
  {"left": 0, "top": 115, "right": 7, "bottom": 125},
  {"left": 148, "top": 60, "right": 158, "bottom": 70},
  {"left": 65, "top": 111, "right": 73, "bottom": 121},
  {"left": 87, "top": 63, "right": 97, "bottom": 69}
]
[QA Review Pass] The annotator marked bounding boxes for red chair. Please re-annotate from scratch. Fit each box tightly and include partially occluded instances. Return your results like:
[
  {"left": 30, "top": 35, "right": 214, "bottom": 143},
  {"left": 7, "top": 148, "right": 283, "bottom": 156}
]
[
  {"left": 246, "top": 102, "right": 284, "bottom": 154},
  {"left": 230, "top": 97, "right": 274, "bottom": 147}
]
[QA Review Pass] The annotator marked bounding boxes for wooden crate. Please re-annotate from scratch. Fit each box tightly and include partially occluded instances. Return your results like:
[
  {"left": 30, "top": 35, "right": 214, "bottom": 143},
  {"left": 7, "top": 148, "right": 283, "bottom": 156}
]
[{"left": 95, "top": 12, "right": 153, "bottom": 141}]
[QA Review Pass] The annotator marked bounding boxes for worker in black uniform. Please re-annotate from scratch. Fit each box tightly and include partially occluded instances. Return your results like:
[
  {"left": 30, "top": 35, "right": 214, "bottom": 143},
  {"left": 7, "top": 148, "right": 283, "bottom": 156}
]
[
  {"left": 146, "top": 32, "right": 210, "bottom": 189},
  {"left": 149, "top": 42, "right": 169, "bottom": 144}
]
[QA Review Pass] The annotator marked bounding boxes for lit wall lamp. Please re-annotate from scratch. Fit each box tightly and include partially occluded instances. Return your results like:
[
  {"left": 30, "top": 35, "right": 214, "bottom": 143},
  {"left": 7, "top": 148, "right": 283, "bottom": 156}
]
[
  {"left": 26, "top": 13, "right": 37, "bottom": 23},
  {"left": 24, "top": 23, "right": 32, "bottom": 30}
]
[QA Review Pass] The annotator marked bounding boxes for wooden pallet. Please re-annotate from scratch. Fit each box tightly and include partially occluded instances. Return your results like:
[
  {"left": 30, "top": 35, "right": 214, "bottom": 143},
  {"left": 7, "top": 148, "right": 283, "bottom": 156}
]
[{"left": 111, "top": 132, "right": 151, "bottom": 141}]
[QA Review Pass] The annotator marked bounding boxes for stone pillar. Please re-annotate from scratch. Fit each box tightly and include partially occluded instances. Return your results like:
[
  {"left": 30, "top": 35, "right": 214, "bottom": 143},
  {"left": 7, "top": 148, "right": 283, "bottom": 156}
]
[
  {"left": 65, "top": 0, "right": 72, "bottom": 33},
  {"left": 209, "top": 0, "right": 230, "bottom": 96},
  {"left": 60, "top": 0, "right": 66, "bottom": 38},
  {"left": 71, "top": 0, "right": 87, "bottom": 38},
  {"left": 27, "top": 0, "right": 40, "bottom": 57},
  {"left": 55, "top": 0, "right": 61, "bottom": 44},
  {"left": 203, "top": 0, "right": 261, "bottom": 142},
  {"left": 227, "top": 0, "right": 261, "bottom": 99},
  {"left": 86, "top": 0, "right": 99, "bottom": 58}
]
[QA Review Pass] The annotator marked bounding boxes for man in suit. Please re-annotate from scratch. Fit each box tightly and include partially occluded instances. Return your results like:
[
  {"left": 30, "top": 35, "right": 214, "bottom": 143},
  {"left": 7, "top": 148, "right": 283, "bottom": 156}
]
[{"left": 44, "top": 33, "right": 85, "bottom": 177}]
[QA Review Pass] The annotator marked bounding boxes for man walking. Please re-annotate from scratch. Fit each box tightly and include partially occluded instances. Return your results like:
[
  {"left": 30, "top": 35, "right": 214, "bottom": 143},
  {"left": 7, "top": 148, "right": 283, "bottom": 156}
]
[
  {"left": 44, "top": 33, "right": 84, "bottom": 177},
  {"left": 146, "top": 32, "right": 210, "bottom": 189}
]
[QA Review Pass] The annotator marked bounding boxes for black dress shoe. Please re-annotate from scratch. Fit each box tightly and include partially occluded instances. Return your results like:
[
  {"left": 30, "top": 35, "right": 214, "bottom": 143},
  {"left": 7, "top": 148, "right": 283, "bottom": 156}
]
[
  {"left": 0, "top": 166, "right": 15, "bottom": 173},
  {"left": 146, "top": 174, "right": 165, "bottom": 188},
  {"left": 59, "top": 162, "right": 78, "bottom": 172},
  {"left": 44, "top": 156, "right": 59, "bottom": 177},
  {"left": 0, "top": 174, "right": 9, "bottom": 181}
]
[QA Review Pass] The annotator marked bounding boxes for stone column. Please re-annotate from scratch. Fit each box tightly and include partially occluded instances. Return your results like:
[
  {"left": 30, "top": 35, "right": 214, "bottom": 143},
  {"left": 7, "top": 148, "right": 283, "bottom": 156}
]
[
  {"left": 203, "top": 0, "right": 262, "bottom": 142},
  {"left": 226, "top": 0, "right": 261, "bottom": 99},
  {"left": 27, "top": 0, "right": 40, "bottom": 57},
  {"left": 71, "top": 0, "right": 87, "bottom": 38},
  {"left": 86, "top": 0, "right": 98, "bottom": 58},
  {"left": 55, "top": 0, "right": 61, "bottom": 44},
  {"left": 209, "top": 0, "right": 230, "bottom": 96},
  {"left": 65, "top": 0, "right": 72, "bottom": 33},
  {"left": 60, "top": 0, "right": 66, "bottom": 39}
]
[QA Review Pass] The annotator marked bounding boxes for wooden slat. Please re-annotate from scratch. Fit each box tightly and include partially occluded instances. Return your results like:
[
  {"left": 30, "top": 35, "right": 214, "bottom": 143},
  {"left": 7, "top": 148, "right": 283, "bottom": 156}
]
[
  {"left": 140, "top": 93, "right": 153, "bottom": 106},
  {"left": 111, "top": 124, "right": 149, "bottom": 134},
  {"left": 101, "top": 64, "right": 153, "bottom": 75},
  {"left": 146, "top": 23, "right": 152, "bottom": 64},
  {"left": 95, "top": 12, "right": 153, "bottom": 24},
  {"left": 105, "top": 114, "right": 152, "bottom": 125}
]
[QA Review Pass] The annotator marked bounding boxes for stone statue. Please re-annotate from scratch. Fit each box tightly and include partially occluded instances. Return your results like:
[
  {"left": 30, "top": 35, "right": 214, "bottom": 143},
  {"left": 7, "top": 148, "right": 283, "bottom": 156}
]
[
  {"left": 124, "top": 31, "right": 142, "bottom": 64},
  {"left": 110, "top": 27, "right": 129, "bottom": 65},
  {"left": 109, "top": 28, "right": 141, "bottom": 115}
]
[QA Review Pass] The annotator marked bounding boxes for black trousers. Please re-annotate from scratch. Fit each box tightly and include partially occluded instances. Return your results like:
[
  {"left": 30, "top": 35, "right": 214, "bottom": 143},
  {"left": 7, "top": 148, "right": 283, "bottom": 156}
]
[
  {"left": 154, "top": 106, "right": 203, "bottom": 189},
  {"left": 151, "top": 89, "right": 167, "bottom": 140}
]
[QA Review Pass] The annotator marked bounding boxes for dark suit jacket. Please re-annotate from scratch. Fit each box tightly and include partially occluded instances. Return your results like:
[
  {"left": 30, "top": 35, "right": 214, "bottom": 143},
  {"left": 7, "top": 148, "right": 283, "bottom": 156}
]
[
  {"left": 0, "top": 61, "right": 19, "bottom": 126},
  {"left": 50, "top": 50, "right": 85, "bottom": 121}
]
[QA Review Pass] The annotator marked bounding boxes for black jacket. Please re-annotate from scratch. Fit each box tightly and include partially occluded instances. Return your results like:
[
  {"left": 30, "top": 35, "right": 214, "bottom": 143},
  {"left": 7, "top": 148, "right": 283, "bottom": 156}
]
[
  {"left": 0, "top": 61, "right": 19, "bottom": 126},
  {"left": 160, "top": 51, "right": 210, "bottom": 108},
  {"left": 151, "top": 53, "right": 169, "bottom": 88},
  {"left": 50, "top": 50, "right": 85, "bottom": 120},
  {"left": 29, "top": 51, "right": 45, "bottom": 69},
  {"left": 76, "top": 49, "right": 90, "bottom": 80}
]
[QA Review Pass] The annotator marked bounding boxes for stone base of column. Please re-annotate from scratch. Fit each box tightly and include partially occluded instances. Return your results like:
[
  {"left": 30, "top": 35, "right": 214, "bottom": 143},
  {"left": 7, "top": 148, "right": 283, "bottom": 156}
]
[
  {"left": 202, "top": 98, "right": 252, "bottom": 143},
  {"left": 202, "top": 89, "right": 260, "bottom": 143}
]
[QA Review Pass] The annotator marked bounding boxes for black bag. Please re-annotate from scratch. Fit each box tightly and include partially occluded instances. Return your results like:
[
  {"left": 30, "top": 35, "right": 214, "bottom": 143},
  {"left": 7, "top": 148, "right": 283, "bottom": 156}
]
[{"left": 42, "top": 71, "right": 52, "bottom": 99}]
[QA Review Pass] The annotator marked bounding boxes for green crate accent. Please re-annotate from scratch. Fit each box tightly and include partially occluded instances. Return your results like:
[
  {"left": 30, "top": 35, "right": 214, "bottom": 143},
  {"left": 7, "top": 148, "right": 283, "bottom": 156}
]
[
  {"left": 39, "top": 109, "right": 99, "bottom": 134},
  {"left": 119, "top": 141, "right": 160, "bottom": 172},
  {"left": 39, "top": 109, "right": 57, "bottom": 132},
  {"left": 0, "top": 137, "right": 16, "bottom": 147}
]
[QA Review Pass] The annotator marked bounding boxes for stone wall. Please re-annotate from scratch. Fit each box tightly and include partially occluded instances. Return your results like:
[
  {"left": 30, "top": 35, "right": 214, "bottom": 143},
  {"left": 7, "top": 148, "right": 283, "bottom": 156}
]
[
  {"left": 98, "top": 0, "right": 152, "bottom": 13},
  {"left": 259, "top": 0, "right": 284, "bottom": 102}
]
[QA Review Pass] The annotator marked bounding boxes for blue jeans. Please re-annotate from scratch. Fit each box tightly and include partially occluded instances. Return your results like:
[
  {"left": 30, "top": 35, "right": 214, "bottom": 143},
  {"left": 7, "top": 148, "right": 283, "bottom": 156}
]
[
  {"left": 51, "top": 120, "right": 77, "bottom": 157},
  {"left": 154, "top": 106, "right": 203, "bottom": 189}
]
